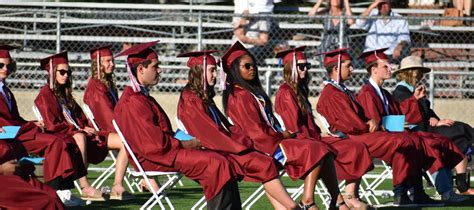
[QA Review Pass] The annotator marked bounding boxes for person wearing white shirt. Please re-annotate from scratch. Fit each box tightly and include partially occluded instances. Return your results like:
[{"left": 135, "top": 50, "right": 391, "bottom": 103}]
[{"left": 356, "top": 0, "right": 411, "bottom": 62}]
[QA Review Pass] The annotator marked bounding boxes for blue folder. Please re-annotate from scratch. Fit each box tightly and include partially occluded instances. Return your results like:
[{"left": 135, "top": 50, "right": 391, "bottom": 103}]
[
  {"left": 18, "top": 157, "right": 45, "bottom": 165},
  {"left": 382, "top": 115, "right": 405, "bottom": 132},
  {"left": 0, "top": 126, "right": 21, "bottom": 140},
  {"left": 273, "top": 144, "right": 287, "bottom": 166},
  {"left": 174, "top": 129, "right": 194, "bottom": 141}
]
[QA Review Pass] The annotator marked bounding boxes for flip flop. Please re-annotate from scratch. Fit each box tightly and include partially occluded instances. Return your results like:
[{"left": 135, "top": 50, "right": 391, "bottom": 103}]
[
  {"left": 110, "top": 190, "right": 135, "bottom": 201},
  {"left": 80, "top": 189, "right": 106, "bottom": 201}
]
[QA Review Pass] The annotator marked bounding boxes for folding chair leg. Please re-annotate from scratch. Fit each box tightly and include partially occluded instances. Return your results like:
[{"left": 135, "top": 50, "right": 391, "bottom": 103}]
[
  {"left": 74, "top": 181, "right": 82, "bottom": 194},
  {"left": 191, "top": 195, "right": 206, "bottom": 210},
  {"left": 242, "top": 185, "right": 265, "bottom": 208}
]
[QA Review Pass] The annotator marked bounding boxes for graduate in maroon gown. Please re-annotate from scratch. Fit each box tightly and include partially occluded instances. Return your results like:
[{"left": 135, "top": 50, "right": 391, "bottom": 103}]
[
  {"left": 35, "top": 51, "right": 108, "bottom": 201},
  {"left": 177, "top": 50, "right": 300, "bottom": 209},
  {"left": 356, "top": 49, "right": 470, "bottom": 202},
  {"left": 0, "top": 134, "right": 64, "bottom": 210},
  {"left": 114, "top": 41, "right": 241, "bottom": 210},
  {"left": 274, "top": 46, "right": 374, "bottom": 209},
  {"left": 83, "top": 46, "right": 133, "bottom": 200},
  {"left": 315, "top": 48, "right": 440, "bottom": 206},
  {"left": 0, "top": 45, "right": 86, "bottom": 196},
  {"left": 221, "top": 41, "right": 349, "bottom": 210},
  {"left": 393, "top": 55, "right": 474, "bottom": 195}
]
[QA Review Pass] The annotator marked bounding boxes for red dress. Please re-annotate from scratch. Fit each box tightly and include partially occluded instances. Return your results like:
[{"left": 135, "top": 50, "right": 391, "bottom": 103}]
[
  {"left": 83, "top": 78, "right": 118, "bottom": 133},
  {"left": 177, "top": 88, "right": 279, "bottom": 183},
  {"left": 35, "top": 85, "right": 109, "bottom": 164},
  {"left": 0, "top": 85, "right": 86, "bottom": 184},
  {"left": 0, "top": 140, "right": 64, "bottom": 210},
  {"left": 357, "top": 83, "right": 464, "bottom": 173},
  {"left": 225, "top": 85, "right": 332, "bottom": 180},
  {"left": 114, "top": 86, "right": 236, "bottom": 200},
  {"left": 275, "top": 83, "right": 374, "bottom": 181},
  {"left": 316, "top": 83, "right": 424, "bottom": 186}
]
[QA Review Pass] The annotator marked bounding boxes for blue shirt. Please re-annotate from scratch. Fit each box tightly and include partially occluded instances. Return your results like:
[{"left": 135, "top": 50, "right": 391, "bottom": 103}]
[
  {"left": 0, "top": 81, "right": 12, "bottom": 111},
  {"left": 355, "top": 10, "right": 411, "bottom": 55}
]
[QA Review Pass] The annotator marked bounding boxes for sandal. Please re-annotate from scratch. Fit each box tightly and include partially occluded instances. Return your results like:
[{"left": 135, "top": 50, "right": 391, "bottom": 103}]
[
  {"left": 110, "top": 190, "right": 135, "bottom": 201},
  {"left": 80, "top": 188, "right": 106, "bottom": 201},
  {"left": 299, "top": 201, "right": 318, "bottom": 210},
  {"left": 344, "top": 194, "right": 371, "bottom": 210},
  {"left": 329, "top": 200, "right": 349, "bottom": 210}
]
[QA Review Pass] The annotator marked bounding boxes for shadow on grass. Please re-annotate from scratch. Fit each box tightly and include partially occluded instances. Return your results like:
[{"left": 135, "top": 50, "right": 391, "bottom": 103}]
[{"left": 377, "top": 195, "right": 474, "bottom": 209}]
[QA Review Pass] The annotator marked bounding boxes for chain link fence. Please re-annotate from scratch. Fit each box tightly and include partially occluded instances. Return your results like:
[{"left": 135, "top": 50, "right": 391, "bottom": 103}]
[{"left": 0, "top": 2, "right": 473, "bottom": 124}]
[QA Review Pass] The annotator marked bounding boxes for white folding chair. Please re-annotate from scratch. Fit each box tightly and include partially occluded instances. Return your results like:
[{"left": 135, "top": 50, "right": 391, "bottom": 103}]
[
  {"left": 32, "top": 105, "right": 83, "bottom": 193},
  {"left": 82, "top": 104, "right": 138, "bottom": 193},
  {"left": 113, "top": 120, "right": 183, "bottom": 210}
]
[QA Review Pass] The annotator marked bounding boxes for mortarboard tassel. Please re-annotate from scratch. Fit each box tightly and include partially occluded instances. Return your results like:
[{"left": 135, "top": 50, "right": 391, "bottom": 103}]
[
  {"left": 336, "top": 53, "right": 341, "bottom": 84},
  {"left": 203, "top": 55, "right": 207, "bottom": 97},
  {"left": 126, "top": 61, "right": 140, "bottom": 93},
  {"left": 49, "top": 60, "right": 54, "bottom": 89},
  {"left": 218, "top": 58, "right": 226, "bottom": 91},
  {"left": 97, "top": 50, "right": 101, "bottom": 80},
  {"left": 291, "top": 50, "right": 298, "bottom": 83}
]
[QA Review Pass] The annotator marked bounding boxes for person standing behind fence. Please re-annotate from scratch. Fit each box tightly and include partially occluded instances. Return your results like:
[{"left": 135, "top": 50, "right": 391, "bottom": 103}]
[
  {"left": 355, "top": 0, "right": 411, "bottom": 63},
  {"left": 233, "top": 0, "right": 279, "bottom": 63},
  {"left": 309, "top": 0, "right": 354, "bottom": 52},
  {"left": 392, "top": 55, "right": 474, "bottom": 195},
  {"left": 83, "top": 46, "right": 134, "bottom": 200},
  {"left": 0, "top": 45, "right": 87, "bottom": 207}
]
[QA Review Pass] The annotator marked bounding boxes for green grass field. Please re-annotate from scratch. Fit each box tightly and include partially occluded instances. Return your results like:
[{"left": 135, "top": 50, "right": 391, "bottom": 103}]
[{"left": 64, "top": 160, "right": 474, "bottom": 209}]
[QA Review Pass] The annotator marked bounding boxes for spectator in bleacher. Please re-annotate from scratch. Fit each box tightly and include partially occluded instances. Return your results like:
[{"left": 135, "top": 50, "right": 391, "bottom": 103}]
[
  {"left": 393, "top": 55, "right": 474, "bottom": 195},
  {"left": 355, "top": 0, "right": 411, "bottom": 63},
  {"left": 454, "top": 0, "right": 472, "bottom": 16},
  {"left": 233, "top": 0, "right": 280, "bottom": 63},
  {"left": 0, "top": 45, "right": 87, "bottom": 207},
  {"left": 177, "top": 50, "right": 300, "bottom": 210},
  {"left": 309, "top": 0, "right": 354, "bottom": 52},
  {"left": 114, "top": 41, "right": 243, "bottom": 210},
  {"left": 35, "top": 51, "right": 110, "bottom": 202},
  {"left": 83, "top": 46, "right": 134, "bottom": 200},
  {"left": 0, "top": 139, "right": 64, "bottom": 209}
]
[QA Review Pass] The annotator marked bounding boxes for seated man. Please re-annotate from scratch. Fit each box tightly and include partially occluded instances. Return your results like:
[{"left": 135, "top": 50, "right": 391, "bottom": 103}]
[
  {"left": 114, "top": 41, "right": 242, "bottom": 210},
  {"left": 316, "top": 48, "right": 439, "bottom": 206}
]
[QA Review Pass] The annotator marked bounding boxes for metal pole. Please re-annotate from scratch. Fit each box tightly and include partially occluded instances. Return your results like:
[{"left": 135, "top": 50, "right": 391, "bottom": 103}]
[
  {"left": 56, "top": 10, "right": 61, "bottom": 53},
  {"left": 265, "top": 69, "right": 271, "bottom": 96},
  {"left": 23, "top": 25, "right": 27, "bottom": 47},
  {"left": 338, "top": 2, "right": 345, "bottom": 48},
  {"left": 197, "top": 12, "right": 202, "bottom": 51},
  {"left": 429, "top": 69, "right": 435, "bottom": 108}
]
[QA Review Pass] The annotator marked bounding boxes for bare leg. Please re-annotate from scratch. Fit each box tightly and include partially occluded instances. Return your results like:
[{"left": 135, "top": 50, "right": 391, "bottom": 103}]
[
  {"left": 107, "top": 133, "right": 129, "bottom": 194},
  {"left": 344, "top": 180, "right": 367, "bottom": 209},
  {"left": 73, "top": 133, "right": 91, "bottom": 189},
  {"left": 454, "top": 157, "right": 468, "bottom": 174},
  {"left": 465, "top": 0, "right": 472, "bottom": 16},
  {"left": 263, "top": 179, "right": 298, "bottom": 209},
  {"left": 300, "top": 161, "right": 322, "bottom": 209},
  {"left": 318, "top": 155, "right": 349, "bottom": 210}
]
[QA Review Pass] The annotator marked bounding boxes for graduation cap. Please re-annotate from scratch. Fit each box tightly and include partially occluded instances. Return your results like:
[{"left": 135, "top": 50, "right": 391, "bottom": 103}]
[
  {"left": 0, "top": 45, "right": 18, "bottom": 59},
  {"left": 40, "top": 51, "right": 69, "bottom": 89},
  {"left": 90, "top": 45, "right": 113, "bottom": 80},
  {"left": 317, "top": 48, "right": 351, "bottom": 84},
  {"left": 115, "top": 40, "right": 159, "bottom": 92},
  {"left": 358, "top": 48, "right": 389, "bottom": 67},
  {"left": 220, "top": 41, "right": 251, "bottom": 73},
  {"left": 177, "top": 50, "right": 220, "bottom": 93},
  {"left": 275, "top": 46, "right": 306, "bottom": 83}
]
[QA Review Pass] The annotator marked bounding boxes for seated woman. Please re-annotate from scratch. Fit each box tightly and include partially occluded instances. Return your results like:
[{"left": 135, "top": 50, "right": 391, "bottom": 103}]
[
  {"left": 177, "top": 50, "right": 299, "bottom": 209},
  {"left": 274, "top": 46, "right": 374, "bottom": 209},
  {"left": 35, "top": 51, "right": 109, "bottom": 201},
  {"left": 393, "top": 55, "right": 474, "bottom": 195},
  {"left": 0, "top": 45, "right": 86, "bottom": 206},
  {"left": 83, "top": 46, "right": 133, "bottom": 200},
  {"left": 0, "top": 130, "right": 64, "bottom": 209},
  {"left": 221, "top": 41, "right": 348, "bottom": 210}
]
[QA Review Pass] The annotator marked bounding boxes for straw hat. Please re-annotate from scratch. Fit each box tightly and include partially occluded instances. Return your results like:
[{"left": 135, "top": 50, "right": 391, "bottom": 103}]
[{"left": 393, "top": 55, "right": 431, "bottom": 75}]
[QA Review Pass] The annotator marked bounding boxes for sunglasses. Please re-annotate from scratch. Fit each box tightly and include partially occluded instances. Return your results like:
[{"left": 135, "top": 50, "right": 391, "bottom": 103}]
[
  {"left": 0, "top": 63, "right": 14, "bottom": 71},
  {"left": 240, "top": 63, "right": 255, "bottom": 70},
  {"left": 57, "top": 69, "right": 71, "bottom": 76},
  {"left": 297, "top": 63, "right": 311, "bottom": 71}
]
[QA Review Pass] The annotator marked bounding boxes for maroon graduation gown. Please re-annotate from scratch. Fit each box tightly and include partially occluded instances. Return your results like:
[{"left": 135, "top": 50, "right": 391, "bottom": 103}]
[
  {"left": 177, "top": 88, "right": 279, "bottom": 183},
  {"left": 83, "top": 78, "right": 118, "bottom": 134},
  {"left": 0, "top": 140, "right": 64, "bottom": 210},
  {"left": 35, "top": 85, "right": 108, "bottom": 164},
  {"left": 275, "top": 83, "right": 373, "bottom": 181},
  {"left": 114, "top": 86, "right": 235, "bottom": 200},
  {"left": 0, "top": 85, "right": 86, "bottom": 183},
  {"left": 225, "top": 85, "right": 332, "bottom": 180},
  {"left": 316, "top": 84, "right": 424, "bottom": 186},
  {"left": 357, "top": 83, "right": 464, "bottom": 173}
]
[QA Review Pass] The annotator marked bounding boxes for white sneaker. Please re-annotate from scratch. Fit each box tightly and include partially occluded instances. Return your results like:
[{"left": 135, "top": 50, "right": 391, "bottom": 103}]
[
  {"left": 441, "top": 191, "right": 469, "bottom": 203},
  {"left": 56, "top": 190, "right": 86, "bottom": 207}
]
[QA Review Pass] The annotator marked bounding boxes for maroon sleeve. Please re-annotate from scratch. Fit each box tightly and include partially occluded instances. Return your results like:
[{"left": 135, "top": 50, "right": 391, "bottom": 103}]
[
  {"left": 34, "top": 86, "right": 78, "bottom": 136},
  {"left": 356, "top": 84, "right": 384, "bottom": 125},
  {"left": 83, "top": 81, "right": 116, "bottom": 133},
  {"left": 398, "top": 95, "right": 423, "bottom": 124},
  {"left": 177, "top": 90, "right": 252, "bottom": 154},
  {"left": 226, "top": 88, "right": 282, "bottom": 155}
]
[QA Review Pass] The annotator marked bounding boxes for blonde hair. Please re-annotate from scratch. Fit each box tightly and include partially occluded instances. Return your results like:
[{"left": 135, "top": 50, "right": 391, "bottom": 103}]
[
  {"left": 395, "top": 69, "right": 419, "bottom": 86},
  {"left": 91, "top": 58, "right": 118, "bottom": 93}
]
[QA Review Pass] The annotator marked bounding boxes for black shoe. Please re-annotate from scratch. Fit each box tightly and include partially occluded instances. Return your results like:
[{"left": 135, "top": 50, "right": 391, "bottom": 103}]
[
  {"left": 393, "top": 194, "right": 418, "bottom": 207},
  {"left": 413, "top": 193, "right": 445, "bottom": 207}
]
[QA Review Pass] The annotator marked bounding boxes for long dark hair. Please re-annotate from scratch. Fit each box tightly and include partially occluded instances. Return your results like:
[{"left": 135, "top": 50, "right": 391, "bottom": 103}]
[
  {"left": 282, "top": 61, "right": 311, "bottom": 114},
  {"left": 222, "top": 53, "right": 270, "bottom": 113},
  {"left": 49, "top": 66, "right": 80, "bottom": 114},
  {"left": 183, "top": 64, "right": 216, "bottom": 105}
]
